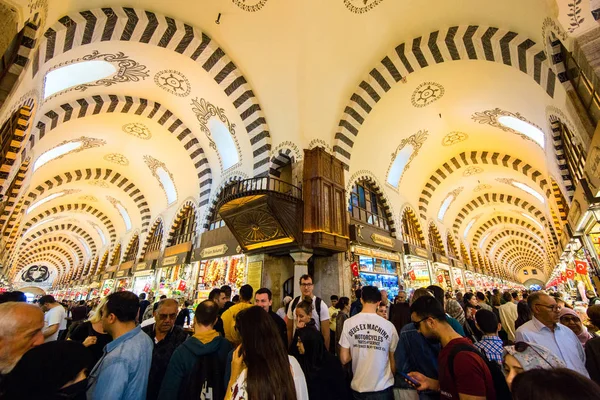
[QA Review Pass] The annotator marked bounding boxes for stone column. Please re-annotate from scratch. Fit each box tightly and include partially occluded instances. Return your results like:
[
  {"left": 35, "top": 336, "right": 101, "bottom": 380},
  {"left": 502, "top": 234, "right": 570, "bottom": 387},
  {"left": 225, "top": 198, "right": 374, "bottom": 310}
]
[{"left": 290, "top": 251, "right": 311, "bottom": 297}]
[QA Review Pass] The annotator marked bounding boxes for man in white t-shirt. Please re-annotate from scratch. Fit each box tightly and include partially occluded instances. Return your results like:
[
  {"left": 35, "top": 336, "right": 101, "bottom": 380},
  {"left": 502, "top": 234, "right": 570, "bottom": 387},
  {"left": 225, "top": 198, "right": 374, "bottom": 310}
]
[
  {"left": 339, "top": 286, "right": 399, "bottom": 399},
  {"left": 286, "top": 274, "right": 330, "bottom": 350},
  {"left": 39, "top": 295, "right": 67, "bottom": 342}
]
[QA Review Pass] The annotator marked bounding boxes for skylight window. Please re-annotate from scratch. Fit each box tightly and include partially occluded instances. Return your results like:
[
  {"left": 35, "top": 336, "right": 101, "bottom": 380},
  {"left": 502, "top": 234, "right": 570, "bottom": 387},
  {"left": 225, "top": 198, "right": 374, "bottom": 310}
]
[
  {"left": 157, "top": 167, "right": 177, "bottom": 205},
  {"left": 437, "top": 194, "right": 454, "bottom": 221},
  {"left": 463, "top": 218, "right": 476, "bottom": 239},
  {"left": 78, "top": 237, "right": 91, "bottom": 256},
  {"left": 520, "top": 212, "right": 544, "bottom": 231},
  {"left": 91, "top": 223, "right": 107, "bottom": 246},
  {"left": 27, "top": 192, "right": 65, "bottom": 214},
  {"left": 34, "top": 141, "right": 82, "bottom": 171},
  {"left": 479, "top": 232, "right": 491, "bottom": 248},
  {"left": 387, "top": 145, "right": 413, "bottom": 187},
  {"left": 115, "top": 202, "right": 132, "bottom": 231},
  {"left": 44, "top": 61, "right": 116, "bottom": 98},
  {"left": 498, "top": 116, "right": 545, "bottom": 148},
  {"left": 24, "top": 217, "right": 57, "bottom": 236},
  {"left": 512, "top": 181, "right": 545, "bottom": 203},
  {"left": 209, "top": 119, "right": 239, "bottom": 170}
]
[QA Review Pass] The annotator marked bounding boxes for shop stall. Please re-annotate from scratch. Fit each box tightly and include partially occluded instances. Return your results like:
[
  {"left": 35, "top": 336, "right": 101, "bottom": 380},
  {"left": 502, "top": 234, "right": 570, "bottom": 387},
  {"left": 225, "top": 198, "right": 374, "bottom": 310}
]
[
  {"left": 403, "top": 243, "right": 433, "bottom": 290},
  {"left": 464, "top": 270, "right": 476, "bottom": 292},
  {"left": 131, "top": 260, "right": 157, "bottom": 296},
  {"left": 99, "top": 272, "right": 115, "bottom": 296},
  {"left": 432, "top": 253, "right": 452, "bottom": 292},
  {"left": 114, "top": 261, "right": 134, "bottom": 292},
  {"left": 156, "top": 242, "right": 197, "bottom": 301},
  {"left": 450, "top": 259, "right": 466, "bottom": 292}
]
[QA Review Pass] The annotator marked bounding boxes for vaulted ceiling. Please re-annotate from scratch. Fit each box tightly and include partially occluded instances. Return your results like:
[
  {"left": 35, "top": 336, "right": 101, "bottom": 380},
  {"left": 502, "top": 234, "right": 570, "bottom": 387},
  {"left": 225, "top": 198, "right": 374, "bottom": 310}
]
[{"left": 1, "top": 0, "right": 594, "bottom": 286}]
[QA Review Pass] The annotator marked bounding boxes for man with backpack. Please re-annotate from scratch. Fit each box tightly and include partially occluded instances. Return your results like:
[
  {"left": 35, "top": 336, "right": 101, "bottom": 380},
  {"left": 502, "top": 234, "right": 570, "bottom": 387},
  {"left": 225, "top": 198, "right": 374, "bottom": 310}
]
[
  {"left": 158, "top": 300, "right": 232, "bottom": 400},
  {"left": 285, "top": 274, "right": 330, "bottom": 350},
  {"left": 407, "top": 296, "right": 509, "bottom": 400}
]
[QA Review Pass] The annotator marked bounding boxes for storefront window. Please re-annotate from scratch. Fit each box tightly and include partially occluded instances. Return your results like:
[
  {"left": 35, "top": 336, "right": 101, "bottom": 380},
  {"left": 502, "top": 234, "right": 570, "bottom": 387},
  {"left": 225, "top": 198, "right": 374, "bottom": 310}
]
[{"left": 404, "top": 259, "right": 431, "bottom": 289}]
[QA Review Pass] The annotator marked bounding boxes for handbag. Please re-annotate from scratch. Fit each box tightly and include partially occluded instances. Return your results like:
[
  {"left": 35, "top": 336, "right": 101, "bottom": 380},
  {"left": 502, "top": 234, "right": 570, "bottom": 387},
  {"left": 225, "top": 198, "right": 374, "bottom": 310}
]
[{"left": 393, "top": 388, "right": 419, "bottom": 400}]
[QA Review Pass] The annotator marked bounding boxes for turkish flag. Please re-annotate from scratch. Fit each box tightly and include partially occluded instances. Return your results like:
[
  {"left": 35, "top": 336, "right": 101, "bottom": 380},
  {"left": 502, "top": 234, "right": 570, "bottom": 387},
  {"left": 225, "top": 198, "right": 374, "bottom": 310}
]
[
  {"left": 437, "top": 274, "right": 444, "bottom": 284},
  {"left": 143, "top": 283, "right": 151, "bottom": 293},
  {"left": 560, "top": 272, "right": 566, "bottom": 283},
  {"left": 456, "top": 277, "right": 462, "bottom": 285},
  {"left": 409, "top": 270, "right": 416, "bottom": 281},
  {"left": 566, "top": 269, "right": 575, "bottom": 280},
  {"left": 177, "top": 280, "right": 187, "bottom": 291},
  {"left": 350, "top": 262, "right": 359, "bottom": 277},
  {"left": 575, "top": 260, "right": 588, "bottom": 275}
]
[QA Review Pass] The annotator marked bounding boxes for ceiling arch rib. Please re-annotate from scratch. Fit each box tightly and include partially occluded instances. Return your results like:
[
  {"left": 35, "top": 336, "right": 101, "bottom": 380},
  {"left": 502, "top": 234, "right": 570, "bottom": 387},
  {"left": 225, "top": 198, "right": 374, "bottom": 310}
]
[
  {"left": 15, "top": 223, "right": 97, "bottom": 259},
  {"left": 496, "top": 243, "right": 546, "bottom": 266},
  {"left": 27, "top": 95, "right": 212, "bottom": 207},
  {"left": 485, "top": 230, "right": 549, "bottom": 263},
  {"left": 471, "top": 215, "right": 545, "bottom": 247},
  {"left": 18, "top": 253, "right": 70, "bottom": 275},
  {"left": 333, "top": 25, "right": 558, "bottom": 167},
  {"left": 501, "top": 251, "right": 546, "bottom": 274},
  {"left": 18, "top": 246, "right": 77, "bottom": 272},
  {"left": 470, "top": 216, "right": 552, "bottom": 256},
  {"left": 33, "top": 7, "right": 271, "bottom": 177},
  {"left": 490, "top": 238, "right": 547, "bottom": 263},
  {"left": 17, "top": 236, "right": 85, "bottom": 268},
  {"left": 418, "top": 151, "right": 552, "bottom": 221}
]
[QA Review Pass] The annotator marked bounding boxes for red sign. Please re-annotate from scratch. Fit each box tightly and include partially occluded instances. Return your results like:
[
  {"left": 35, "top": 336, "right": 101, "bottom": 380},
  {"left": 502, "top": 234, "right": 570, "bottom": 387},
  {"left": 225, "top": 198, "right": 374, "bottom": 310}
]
[
  {"left": 143, "top": 283, "right": 151, "bottom": 293},
  {"left": 566, "top": 269, "right": 575, "bottom": 280},
  {"left": 575, "top": 260, "right": 588, "bottom": 275},
  {"left": 350, "top": 262, "right": 359, "bottom": 277},
  {"left": 560, "top": 272, "right": 566, "bottom": 283},
  {"left": 437, "top": 274, "right": 444, "bottom": 284},
  {"left": 177, "top": 280, "right": 187, "bottom": 291},
  {"left": 103, "top": 288, "right": 111, "bottom": 296},
  {"left": 409, "top": 270, "right": 416, "bottom": 281},
  {"left": 455, "top": 277, "right": 462, "bottom": 286}
]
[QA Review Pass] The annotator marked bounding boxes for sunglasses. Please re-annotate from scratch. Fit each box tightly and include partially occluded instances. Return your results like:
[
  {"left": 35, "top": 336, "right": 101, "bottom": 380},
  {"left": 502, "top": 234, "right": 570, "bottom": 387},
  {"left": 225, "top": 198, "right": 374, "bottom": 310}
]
[
  {"left": 514, "top": 341, "right": 553, "bottom": 368},
  {"left": 413, "top": 316, "right": 431, "bottom": 330}
]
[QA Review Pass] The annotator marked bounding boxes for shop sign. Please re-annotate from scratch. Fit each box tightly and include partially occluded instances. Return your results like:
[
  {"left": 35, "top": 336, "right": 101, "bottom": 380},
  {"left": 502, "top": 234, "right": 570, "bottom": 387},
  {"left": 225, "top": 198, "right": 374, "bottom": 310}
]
[
  {"left": 370, "top": 233, "right": 395, "bottom": 248},
  {"left": 433, "top": 253, "right": 450, "bottom": 265},
  {"left": 201, "top": 244, "right": 229, "bottom": 259},
  {"left": 162, "top": 255, "right": 179, "bottom": 266},
  {"left": 403, "top": 243, "right": 431, "bottom": 259},
  {"left": 354, "top": 246, "right": 401, "bottom": 262},
  {"left": 101, "top": 272, "right": 113, "bottom": 280},
  {"left": 451, "top": 259, "right": 464, "bottom": 269},
  {"left": 134, "top": 260, "right": 156, "bottom": 273},
  {"left": 115, "top": 270, "right": 127, "bottom": 278}
]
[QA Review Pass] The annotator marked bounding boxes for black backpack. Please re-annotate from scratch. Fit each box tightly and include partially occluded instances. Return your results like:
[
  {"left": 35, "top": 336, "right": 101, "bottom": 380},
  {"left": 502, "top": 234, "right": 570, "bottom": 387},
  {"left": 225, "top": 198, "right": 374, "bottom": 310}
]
[
  {"left": 448, "top": 343, "right": 511, "bottom": 400},
  {"left": 178, "top": 351, "right": 225, "bottom": 400},
  {"left": 291, "top": 296, "right": 322, "bottom": 319}
]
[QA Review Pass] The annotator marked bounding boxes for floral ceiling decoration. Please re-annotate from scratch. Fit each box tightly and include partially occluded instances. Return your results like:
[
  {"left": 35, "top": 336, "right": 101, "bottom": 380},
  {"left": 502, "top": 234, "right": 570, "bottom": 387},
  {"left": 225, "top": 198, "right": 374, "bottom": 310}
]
[
  {"left": 232, "top": 0, "right": 268, "bottom": 12},
  {"left": 154, "top": 69, "right": 191, "bottom": 97},
  {"left": 463, "top": 166, "right": 484, "bottom": 177},
  {"left": 143, "top": 155, "right": 178, "bottom": 205},
  {"left": 190, "top": 97, "right": 240, "bottom": 152},
  {"left": 471, "top": 108, "right": 544, "bottom": 147},
  {"left": 43, "top": 51, "right": 149, "bottom": 100},
  {"left": 103, "top": 153, "right": 129, "bottom": 166},
  {"left": 385, "top": 129, "right": 429, "bottom": 186},
  {"left": 344, "top": 0, "right": 385, "bottom": 14},
  {"left": 122, "top": 122, "right": 151, "bottom": 140},
  {"left": 474, "top": 183, "right": 492, "bottom": 192},
  {"left": 89, "top": 180, "right": 110, "bottom": 188},
  {"left": 79, "top": 195, "right": 98, "bottom": 202},
  {"left": 411, "top": 82, "right": 445, "bottom": 108},
  {"left": 441, "top": 131, "right": 468, "bottom": 146}
]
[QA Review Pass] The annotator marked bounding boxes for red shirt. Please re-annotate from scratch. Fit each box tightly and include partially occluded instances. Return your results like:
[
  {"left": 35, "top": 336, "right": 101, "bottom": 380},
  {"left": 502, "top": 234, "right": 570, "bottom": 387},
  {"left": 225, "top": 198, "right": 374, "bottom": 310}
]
[{"left": 438, "top": 337, "right": 496, "bottom": 400}]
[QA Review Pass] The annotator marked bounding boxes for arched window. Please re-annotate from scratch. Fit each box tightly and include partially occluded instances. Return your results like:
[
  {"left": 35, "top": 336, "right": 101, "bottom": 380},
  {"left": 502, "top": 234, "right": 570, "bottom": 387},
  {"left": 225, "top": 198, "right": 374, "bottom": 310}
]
[
  {"left": 470, "top": 248, "right": 480, "bottom": 272},
  {"left": 124, "top": 236, "right": 139, "bottom": 263},
  {"left": 43, "top": 60, "right": 116, "bottom": 98},
  {"left": 460, "top": 242, "right": 470, "bottom": 265},
  {"left": 401, "top": 208, "right": 426, "bottom": 248},
  {"left": 170, "top": 206, "right": 196, "bottom": 246},
  {"left": 145, "top": 220, "right": 164, "bottom": 255},
  {"left": 447, "top": 233, "right": 458, "bottom": 259},
  {"left": 552, "top": 121, "right": 586, "bottom": 199},
  {"left": 96, "top": 250, "right": 109, "bottom": 275},
  {"left": 109, "top": 243, "right": 121, "bottom": 266},
  {"left": 428, "top": 223, "right": 445, "bottom": 255},
  {"left": 349, "top": 180, "right": 391, "bottom": 231}
]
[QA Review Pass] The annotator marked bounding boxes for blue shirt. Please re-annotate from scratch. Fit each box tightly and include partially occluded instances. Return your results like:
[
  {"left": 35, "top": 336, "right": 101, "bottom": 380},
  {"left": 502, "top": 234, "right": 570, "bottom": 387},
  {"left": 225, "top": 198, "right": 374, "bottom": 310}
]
[
  {"left": 87, "top": 325, "right": 153, "bottom": 400},
  {"left": 515, "top": 317, "right": 588, "bottom": 377},
  {"left": 474, "top": 335, "right": 503, "bottom": 364}
]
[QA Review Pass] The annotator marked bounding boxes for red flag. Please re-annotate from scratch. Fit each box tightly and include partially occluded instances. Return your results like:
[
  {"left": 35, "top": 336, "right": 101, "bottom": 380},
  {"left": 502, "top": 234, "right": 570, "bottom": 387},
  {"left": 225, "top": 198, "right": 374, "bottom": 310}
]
[
  {"left": 409, "top": 270, "right": 416, "bottom": 281},
  {"left": 143, "top": 283, "right": 151, "bottom": 293},
  {"left": 575, "top": 260, "right": 588, "bottom": 275},
  {"left": 566, "top": 269, "right": 575, "bottom": 280},
  {"left": 177, "top": 280, "right": 187, "bottom": 291},
  {"left": 437, "top": 274, "right": 444, "bottom": 284},
  {"left": 350, "top": 262, "right": 359, "bottom": 277},
  {"left": 456, "top": 277, "right": 462, "bottom": 286},
  {"left": 560, "top": 272, "right": 567, "bottom": 283}
]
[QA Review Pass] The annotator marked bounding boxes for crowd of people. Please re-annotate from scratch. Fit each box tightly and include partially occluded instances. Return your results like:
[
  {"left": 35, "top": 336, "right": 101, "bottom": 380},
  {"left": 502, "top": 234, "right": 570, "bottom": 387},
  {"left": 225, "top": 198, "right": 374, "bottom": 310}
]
[{"left": 1, "top": 278, "right": 600, "bottom": 399}]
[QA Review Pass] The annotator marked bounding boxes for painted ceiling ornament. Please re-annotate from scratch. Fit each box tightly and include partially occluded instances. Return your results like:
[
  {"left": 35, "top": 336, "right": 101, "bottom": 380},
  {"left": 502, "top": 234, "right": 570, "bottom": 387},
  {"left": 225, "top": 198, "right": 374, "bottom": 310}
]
[
  {"left": 463, "top": 166, "right": 483, "bottom": 177},
  {"left": 411, "top": 82, "right": 445, "bottom": 108},
  {"left": 154, "top": 69, "right": 191, "bottom": 97},
  {"left": 343, "top": 0, "right": 385, "bottom": 14},
  {"left": 471, "top": 108, "right": 543, "bottom": 147},
  {"left": 21, "top": 265, "right": 49, "bottom": 282},
  {"left": 89, "top": 180, "right": 109, "bottom": 188},
  {"left": 387, "top": 129, "right": 429, "bottom": 184},
  {"left": 190, "top": 97, "right": 237, "bottom": 151},
  {"left": 104, "top": 153, "right": 129, "bottom": 166},
  {"left": 442, "top": 131, "right": 468, "bottom": 146},
  {"left": 566, "top": 0, "right": 585, "bottom": 33},
  {"left": 232, "top": 0, "right": 268, "bottom": 12},
  {"left": 143, "top": 155, "right": 178, "bottom": 204},
  {"left": 79, "top": 195, "right": 98, "bottom": 202},
  {"left": 122, "top": 122, "right": 151, "bottom": 140},
  {"left": 496, "top": 177, "right": 514, "bottom": 185},
  {"left": 474, "top": 183, "right": 492, "bottom": 192},
  {"left": 37, "top": 136, "right": 106, "bottom": 168}
]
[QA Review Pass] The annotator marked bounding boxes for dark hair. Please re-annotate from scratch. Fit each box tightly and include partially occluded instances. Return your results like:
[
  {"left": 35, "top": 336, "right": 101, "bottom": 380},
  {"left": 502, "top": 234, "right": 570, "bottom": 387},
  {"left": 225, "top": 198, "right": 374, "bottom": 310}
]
[
  {"left": 220, "top": 285, "right": 232, "bottom": 298},
  {"left": 236, "top": 306, "right": 297, "bottom": 400},
  {"left": 409, "top": 296, "right": 446, "bottom": 322},
  {"left": 184, "top": 300, "right": 191, "bottom": 307},
  {"left": 239, "top": 284, "right": 253, "bottom": 301},
  {"left": 464, "top": 292, "right": 477, "bottom": 309},
  {"left": 427, "top": 285, "right": 445, "bottom": 305},
  {"left": 515, "top": 300, "right": 532, "bottom": 329},
  {"left": 299, "top": 274, "right": 313, "bottom": 284},
  {"left": 232, "top": 295, "right": 240, "bottom": 303},
  {"left": 159, "top": 295, "right": 167, "bottom": 300},
  {"left": 493, "top": 289, "right": 499, "bottom": 295},
  {"left": 139, "top": 292, "right": 146, "bottom": 300},
  {"left": 355, "top": 288, "right": 362, "bottom": 298},
  {"left": 475, "top": 309, "right": 498, "bottom": 334},
  {"left": 78, "top": 300, "right": 85, "bottom": 306},
  {"left": 330, "top": 295, "right": 339, "bottom": 301},
  {"left": 0, "top": 291, "right": 27, "bottom": 304},
  {"left": 208, "top": 288, "right": 222, "bottom": 302},
  {"left": 512, "top": 368, "right": 600, "bottom": 400},
  {"left": 105, "top": 291, "right": 139, "bottom": 322},
  {"left": 256, "top": 288, "right": 272, "bottom": 300},
  {"left": 476, "top": 291, "right": 486, "bottom": 302},
  {"left": 588, "top": 305, "right": 600, "bottom": 327},
  {"left": 296, "top": 296, "right": 313, "bottom": 316},
  {"left": 336, "top": 297, "right": 350, "bottom": 310},
  {"left": 294, "top": 325, "right": 328, "bottom": 380},
  {"left": 503, "top": 292, "right": 513, "bottom": 302},
  {"left": 361, "top": 286, "right": 381, "bottom": 304},
  {"left": 511, "top": 292, "right": 519, "bottom": 300},
  {"left": 195, "top": 300, "right": 219, "bottom": 326},
  {"left": 38, "top": 295, "right": 56, "bottom": 305}
]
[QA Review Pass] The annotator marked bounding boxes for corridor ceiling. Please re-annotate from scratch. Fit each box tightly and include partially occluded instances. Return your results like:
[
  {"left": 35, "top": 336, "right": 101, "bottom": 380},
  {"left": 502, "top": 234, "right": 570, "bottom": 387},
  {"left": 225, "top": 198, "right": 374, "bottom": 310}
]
[{"left": 1, "top": 0, "right": 593, "bottom": 286}]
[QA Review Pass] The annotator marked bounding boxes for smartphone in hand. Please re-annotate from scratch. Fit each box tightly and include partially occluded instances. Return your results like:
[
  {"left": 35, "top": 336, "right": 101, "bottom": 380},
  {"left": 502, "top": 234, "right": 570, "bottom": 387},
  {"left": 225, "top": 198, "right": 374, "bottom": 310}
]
[{"left": 400, "top": 372, "right": 421, "bottom": 388}]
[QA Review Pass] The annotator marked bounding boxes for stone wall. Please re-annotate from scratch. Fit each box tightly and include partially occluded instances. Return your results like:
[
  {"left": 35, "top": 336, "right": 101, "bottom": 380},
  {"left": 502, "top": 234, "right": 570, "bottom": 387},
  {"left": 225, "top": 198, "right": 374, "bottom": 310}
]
[
  {"left": 251, "top": 253, "right": 294, "bottom": 310},
  {"left": 312, "top": 252, "right": 352, "bottom": 303}
]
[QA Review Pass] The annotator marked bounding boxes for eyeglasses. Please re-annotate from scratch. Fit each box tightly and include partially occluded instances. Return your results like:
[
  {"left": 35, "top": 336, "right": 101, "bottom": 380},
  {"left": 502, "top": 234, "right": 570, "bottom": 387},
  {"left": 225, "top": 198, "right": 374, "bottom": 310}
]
[
  {"left": 300, "top": 283, "right": 313, "bottom": 287},
  {"left": 535, "top": 304, "right": 559, "bottom": 312},
  {"left": 413, "top": 316, "right": 431, "bottom": 330},
  {"left": 514, "top": 341, "right": 553, "bottom": 368}
]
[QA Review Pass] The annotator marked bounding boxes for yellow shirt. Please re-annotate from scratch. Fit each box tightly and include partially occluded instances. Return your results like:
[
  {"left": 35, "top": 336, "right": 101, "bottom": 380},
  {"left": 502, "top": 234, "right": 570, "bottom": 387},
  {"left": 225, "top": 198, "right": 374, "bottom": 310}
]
[{"left": 222, "top": 302, "right": 253, "bottom": 345}]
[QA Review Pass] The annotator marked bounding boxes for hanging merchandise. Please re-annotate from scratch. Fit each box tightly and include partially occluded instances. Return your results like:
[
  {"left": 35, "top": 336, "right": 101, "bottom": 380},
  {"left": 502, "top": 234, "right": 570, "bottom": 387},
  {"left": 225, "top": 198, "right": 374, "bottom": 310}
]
[
  {"left": 409, "top": 270, "right": 416, "bottom": 281},
  {"left": 566, "top": 269, "right": 575, "bottom": 280},
  {"left": 178, "top": 280, "right": 187, "bottom": 291},
  {"left": 575, "top": 260, "right": 588, "bottom": 275},
  {"left": 351, "top": 262, "right": 359, "bottom": 277}
]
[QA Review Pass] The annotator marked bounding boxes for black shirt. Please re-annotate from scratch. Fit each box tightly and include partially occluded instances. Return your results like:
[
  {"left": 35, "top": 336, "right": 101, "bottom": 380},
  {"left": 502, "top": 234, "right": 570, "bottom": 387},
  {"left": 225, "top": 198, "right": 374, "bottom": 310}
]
[
  {"left": 68, "top": 321, "right": 112, "bottom": 368},
  {"left": 269, "top": 310, "right": 288, "bottom": 348},
  {"left": 175, "top": 308, "right": 190, "bottom": 327}
]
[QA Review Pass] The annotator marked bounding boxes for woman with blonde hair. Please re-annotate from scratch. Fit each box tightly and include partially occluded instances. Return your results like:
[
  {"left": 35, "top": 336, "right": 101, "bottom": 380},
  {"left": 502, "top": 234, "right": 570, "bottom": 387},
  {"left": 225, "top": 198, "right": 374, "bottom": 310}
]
[{"left": 67, "top": 297, "right": 112, "bottom": 368}]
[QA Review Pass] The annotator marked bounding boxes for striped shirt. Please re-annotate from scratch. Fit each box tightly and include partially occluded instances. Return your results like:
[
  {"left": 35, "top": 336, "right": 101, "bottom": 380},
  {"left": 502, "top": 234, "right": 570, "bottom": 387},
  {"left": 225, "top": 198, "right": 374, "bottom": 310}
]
[{"left": 474, "top": 335, "right": 504, "bottom": 364}]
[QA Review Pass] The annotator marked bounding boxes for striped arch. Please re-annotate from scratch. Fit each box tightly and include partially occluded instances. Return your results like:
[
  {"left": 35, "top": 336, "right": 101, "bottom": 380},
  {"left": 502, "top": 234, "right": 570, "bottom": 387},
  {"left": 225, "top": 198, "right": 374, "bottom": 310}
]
[
  {"left": 550, "top": 177, "right": 569, "bottom": 222},
  {"left": 269, "top": 143, "right": 302, "bottom": 178},
  {"left": 493, "top": 238, "right": 547, "bottom": 263},
  {"left": 123, "top": 234, "right": 140, "bottom": 262},
  {"left": 9, "top": 168, "right": 151, "bottom": 234},
  {"left": 459, "top": 241, "right": 471, "bottom": 265},
  {"left": 472, "top": 215, "right": 545, "bottom": 248},
  {"left": 22, "top": 203, "right": 117, "bottom": 245},
  {"left": 15, "top": 254, "right": 65, "bottom": 278},
  {"left": 477, "top": 227, "right": 551, "bottom": 269},
  {"left": 0, "top": 159, "right": 30, "bottom": 232},
  {"left": 400, "top": 206, "right": 426, "bottom": 247},
  {"left": 346, "top": 172, "right": 397, "bottom": 237},
  {"left": 452, "top": 193, "right": 558, "bottom": 247},
  {"left": 109, "top": 242, "right": 122, "bottom": 266},
  {"left": 446, "top": 231, "right": 459, "bottom": 259},
  {"left": 18, "top": 246, "right": 76, "bottom": 272},
  {"left": 427, "top": 221, "right": 445, "bottom": 255},
  {"left": 485, "top": 230, "right": 546, "bottom": 257},
  {"left": 139, "top": 217, "right": 164, "bottom": 260},
  {"left": 333, "top": 25, "right": 557, "bottom": 167},
  {"left": 94, "top": 249, "right": 110, "bottom": 275},
  {"left": 0, "top": 106, "right": 32, "bottom": 190},
  {"left": 82, "top": 255, "right": 99, "bottom": 277},
  {"left": 418, "top": 151, "right": 552, "bottom": 221},
  {"left": 167, "top": 200, "right": 198, "bottom": 245},
  {"left": 202, "top": 175, "right": 246, "bottom": 230},
  {"left": 500, "top": 250, "right": 545, "bottom": 274},
  {"left": 33, "top": 7, "right": 271, "bottom": 176},
  {"left": 16, "top": 223, "right": 97, "bottom": 257},
  {"left": 17, "top": 236, "right": 85, "bottom": 266},
  {"left": 28, "top": 95, "right": 212, "bottom": 206}
]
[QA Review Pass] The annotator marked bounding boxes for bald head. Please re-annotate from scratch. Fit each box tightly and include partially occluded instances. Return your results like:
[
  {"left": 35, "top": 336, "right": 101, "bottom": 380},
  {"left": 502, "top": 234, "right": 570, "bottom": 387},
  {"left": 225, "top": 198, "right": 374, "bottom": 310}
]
[
  {"left": 154, "top": 298, "right": 179, "bottom": 335},
  {"left": 155, "top": 298, "right": 179, "bottom": 312},
  {"left": 0, "top": 302, "right": 45, "bottom": 374}
]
